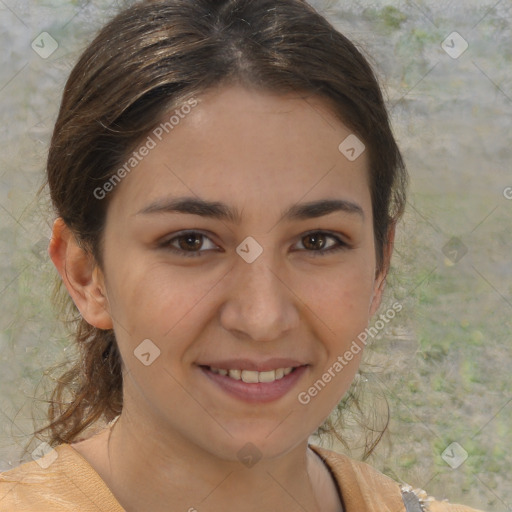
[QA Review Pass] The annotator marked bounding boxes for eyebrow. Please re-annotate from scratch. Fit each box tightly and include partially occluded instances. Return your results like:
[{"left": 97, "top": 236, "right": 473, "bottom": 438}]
[{"left": 137, "top": 196, "right": 364, "bottom": 222}]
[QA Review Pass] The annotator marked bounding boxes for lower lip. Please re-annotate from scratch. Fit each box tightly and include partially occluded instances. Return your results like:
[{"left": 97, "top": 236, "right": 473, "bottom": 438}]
[{"left": 198, "top": 365, "right": 308, "bottom": 403}]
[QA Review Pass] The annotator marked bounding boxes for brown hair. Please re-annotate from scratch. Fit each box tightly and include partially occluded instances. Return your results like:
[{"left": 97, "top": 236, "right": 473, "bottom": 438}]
[{"left": 28, "top": 0, "right": 407, "bottom": 459}]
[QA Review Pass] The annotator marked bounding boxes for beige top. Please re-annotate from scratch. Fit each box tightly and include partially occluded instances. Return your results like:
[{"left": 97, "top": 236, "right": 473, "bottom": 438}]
[{"left": 0, "top": 442, "right": 484, "bottom": 511}]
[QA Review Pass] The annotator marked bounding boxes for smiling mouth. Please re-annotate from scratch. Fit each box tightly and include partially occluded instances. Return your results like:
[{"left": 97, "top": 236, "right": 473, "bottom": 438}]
[{"left": 200, "top": 365, "right": 298, "bottom": 383}]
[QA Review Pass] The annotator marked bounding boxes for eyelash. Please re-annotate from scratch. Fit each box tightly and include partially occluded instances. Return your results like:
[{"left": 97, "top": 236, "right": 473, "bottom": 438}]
[{"left": 159, "top": 230, "right": 349, "bottom": 258}]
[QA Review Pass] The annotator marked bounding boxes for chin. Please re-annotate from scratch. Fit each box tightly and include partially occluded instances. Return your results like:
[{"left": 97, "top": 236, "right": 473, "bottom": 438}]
[{"left": 215, "top": 426, "right": 306, "bottom": 462}]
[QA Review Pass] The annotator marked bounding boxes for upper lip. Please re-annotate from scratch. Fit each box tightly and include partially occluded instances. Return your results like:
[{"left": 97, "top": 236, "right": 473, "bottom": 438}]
[{"left": 197, "top": 358, "right": 307, "bottom": 372}]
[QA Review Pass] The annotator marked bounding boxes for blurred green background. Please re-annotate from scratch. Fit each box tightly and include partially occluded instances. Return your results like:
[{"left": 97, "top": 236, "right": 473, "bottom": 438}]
[{"left": 0, "top": 1, "right": 510, "bottom": 510}]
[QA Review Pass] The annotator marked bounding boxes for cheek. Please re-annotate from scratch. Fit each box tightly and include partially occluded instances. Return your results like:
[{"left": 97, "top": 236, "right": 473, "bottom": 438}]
[
  {"left": 104, "top": 260, "right": 218, "bottom": 358},
  {"left": 296, "top": 260, "right": 376, "bottom": 337},
  {"left": 294, "top": 265, "right": 374, "bottom": 419}
]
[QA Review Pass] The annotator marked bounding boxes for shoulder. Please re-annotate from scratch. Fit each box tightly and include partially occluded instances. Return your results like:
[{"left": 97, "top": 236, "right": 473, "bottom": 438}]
[
  {"left": 0, "top": 444, "right": 73, "bottom": 511},
  {"left": 309, "top": 444, "right": 486, "bottom": 512},
  {"left": 0, "top": 444, "right": 123, "bottom": 512}
]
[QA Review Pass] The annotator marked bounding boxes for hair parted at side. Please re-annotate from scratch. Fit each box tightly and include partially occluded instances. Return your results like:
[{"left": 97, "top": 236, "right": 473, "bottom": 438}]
[{"left": 28, "top": 0, "right": 407, "bottom": 459}]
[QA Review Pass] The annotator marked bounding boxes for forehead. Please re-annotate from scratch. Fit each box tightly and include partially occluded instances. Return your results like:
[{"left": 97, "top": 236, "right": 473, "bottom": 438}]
[{"left": 107, "top": 84, "right": 371, "bottom": 221}]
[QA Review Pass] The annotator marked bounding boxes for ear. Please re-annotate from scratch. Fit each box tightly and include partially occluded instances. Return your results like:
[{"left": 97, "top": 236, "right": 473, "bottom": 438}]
[
  {"left": 369, "top": 222, "right": 396, "bottom": 317},
  {"left": 48, "top": 217, "right": 113, "bottom": 330}
]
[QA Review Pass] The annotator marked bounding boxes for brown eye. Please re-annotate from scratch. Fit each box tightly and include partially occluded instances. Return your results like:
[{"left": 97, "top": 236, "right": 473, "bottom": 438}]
[
  {"left": 302, "top": 233, "right": 328, "bottom": 250},
  {"left": 296, "top": 231, "right": 348, "bottom": 257},
  {"left": 177, "top": 233, "right": 203, "bottom": 251},
  {"left": 160, "top": 231, "right": 218, "bottom": 258}
]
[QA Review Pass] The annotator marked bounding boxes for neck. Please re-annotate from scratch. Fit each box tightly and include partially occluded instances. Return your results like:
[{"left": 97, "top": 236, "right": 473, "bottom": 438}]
[
  {"left": 77, "top": 413, "right": 337, "bottom": 512},
  {"left": 108, "top": 419, "right": 321, "bottom": 512}
]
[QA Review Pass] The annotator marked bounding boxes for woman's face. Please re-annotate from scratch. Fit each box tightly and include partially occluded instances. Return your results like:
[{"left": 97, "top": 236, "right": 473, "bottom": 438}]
[{"left": 96, "top": 84, "right": 386, "bottom": 461}]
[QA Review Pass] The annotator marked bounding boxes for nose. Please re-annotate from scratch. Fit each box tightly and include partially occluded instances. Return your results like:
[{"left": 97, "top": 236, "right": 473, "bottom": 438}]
[{"left": 218, "top": 250, "right": 299, "bottom": 342}]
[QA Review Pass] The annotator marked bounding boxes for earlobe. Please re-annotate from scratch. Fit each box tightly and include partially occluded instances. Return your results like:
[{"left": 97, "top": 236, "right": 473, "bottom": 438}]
[{"left": 49, "top": 218, "right": 113, "bottom": 330}]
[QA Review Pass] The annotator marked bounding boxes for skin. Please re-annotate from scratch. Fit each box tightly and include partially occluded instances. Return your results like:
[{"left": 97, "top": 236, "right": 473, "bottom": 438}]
[{"left": 50, "top": 84, "right": 393, "bottom": 512}]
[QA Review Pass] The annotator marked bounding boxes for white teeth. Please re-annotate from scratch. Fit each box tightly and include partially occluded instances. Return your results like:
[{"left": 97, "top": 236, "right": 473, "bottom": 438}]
[
  {"left": 228, "top": 369, "right": 241, "bottom": 380},
  {"left": 208, "top": 366, "right": 295, "bottom": 383},
  {"left": 258, "top": 370, "right": 276, "bottom": 383},
  {"left": 241, "top": 370, "right": 259, "bottom": 383}
]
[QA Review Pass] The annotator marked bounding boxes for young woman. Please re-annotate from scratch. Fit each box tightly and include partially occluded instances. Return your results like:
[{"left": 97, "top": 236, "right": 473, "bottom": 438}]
[{"left": 0, "top": 1, "right": 483, "bottom": 511}]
